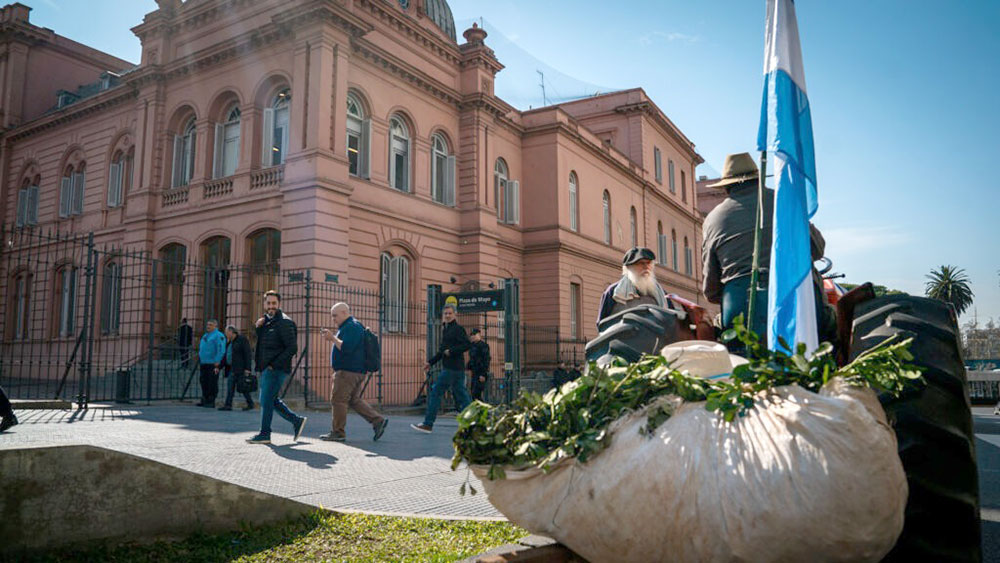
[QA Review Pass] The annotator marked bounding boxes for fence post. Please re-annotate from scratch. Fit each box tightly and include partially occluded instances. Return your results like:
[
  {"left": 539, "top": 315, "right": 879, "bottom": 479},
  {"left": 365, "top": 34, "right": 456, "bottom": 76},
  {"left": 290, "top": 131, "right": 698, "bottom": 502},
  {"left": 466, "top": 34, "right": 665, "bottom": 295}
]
[
  {"left": 303, "top": 269, "right": 311, "bottom": 407},
  {"left": 77, "top": 232, "right": 96, "bottom": 409},
  {"left": 147, "top": 257, "right": 156, "bottom": 404}
]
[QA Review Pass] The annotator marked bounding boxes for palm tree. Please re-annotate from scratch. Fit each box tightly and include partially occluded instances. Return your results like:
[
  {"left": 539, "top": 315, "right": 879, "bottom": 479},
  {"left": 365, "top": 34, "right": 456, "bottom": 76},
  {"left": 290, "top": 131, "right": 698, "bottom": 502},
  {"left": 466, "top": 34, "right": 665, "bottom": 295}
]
[{"left": 925, "top": 265, "right": 974, "bottom": 316}]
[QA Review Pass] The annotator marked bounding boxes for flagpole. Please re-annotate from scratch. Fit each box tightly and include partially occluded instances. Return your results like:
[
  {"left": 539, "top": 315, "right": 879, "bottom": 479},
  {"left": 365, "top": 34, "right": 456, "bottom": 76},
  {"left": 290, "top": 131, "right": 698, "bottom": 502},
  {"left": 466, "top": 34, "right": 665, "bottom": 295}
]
[{"left": 747, "top": 150, "right": 767, "bottom": 336}]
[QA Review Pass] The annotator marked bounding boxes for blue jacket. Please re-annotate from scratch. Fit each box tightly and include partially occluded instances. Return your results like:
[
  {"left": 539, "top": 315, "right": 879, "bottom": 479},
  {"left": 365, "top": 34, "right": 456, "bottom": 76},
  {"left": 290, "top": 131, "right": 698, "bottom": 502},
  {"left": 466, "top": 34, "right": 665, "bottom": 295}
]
[
  {"left": 199, "top": 329, "right": 227, "bottom": 365},
  {"left": 331, "top": 316, "right": 366, "bottom": 373}
]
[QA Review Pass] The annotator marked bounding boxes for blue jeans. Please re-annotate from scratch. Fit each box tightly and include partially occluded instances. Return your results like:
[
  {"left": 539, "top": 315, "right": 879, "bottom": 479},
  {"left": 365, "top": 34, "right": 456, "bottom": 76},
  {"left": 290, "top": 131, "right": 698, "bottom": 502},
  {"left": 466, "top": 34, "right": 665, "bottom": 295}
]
[
  {"left": 423, "top": 368, "right": 473, "bottom": 427},
  {"left": 722, "top": 275, "right": 768, "bottom": 336},
  {"left": 257, "top": 368, "right": 300, "bottom": 437}
]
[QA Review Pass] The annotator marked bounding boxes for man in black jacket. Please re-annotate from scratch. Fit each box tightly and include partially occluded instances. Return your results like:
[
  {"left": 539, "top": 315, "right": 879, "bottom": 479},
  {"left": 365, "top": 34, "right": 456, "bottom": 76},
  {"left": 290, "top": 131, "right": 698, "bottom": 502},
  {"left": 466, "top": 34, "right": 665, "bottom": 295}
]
[
  {"left": 246, "top": 291, "right": 307, "bottom": 444},
  {"left": 219, "top": 325, "right": 254, "bottom": 411},
  {"left": 177, "top": 318, "right": 193, "bottom": 369},
  {"left": 467, "top": 328, "right": 491, "bottom": 402},
  {"left": 411, "top": 304, "right": 472, "bottom": 433}
]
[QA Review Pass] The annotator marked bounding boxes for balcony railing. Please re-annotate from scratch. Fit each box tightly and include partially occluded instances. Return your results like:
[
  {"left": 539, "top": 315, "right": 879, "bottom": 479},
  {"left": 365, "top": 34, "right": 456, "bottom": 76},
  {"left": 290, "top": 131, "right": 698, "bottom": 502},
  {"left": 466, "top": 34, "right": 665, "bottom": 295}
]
[
  {"left": 158, "top": 167, "right": 283, "bottom": 212},
  {"left": 204, "top": 177, "right": 233, "bottom": 199},
  {"left": 162, "top": 187, "right": 189, "bottom": 207},
  {"left": 251, "top": 166, "right": 284, "bottom": 191}
]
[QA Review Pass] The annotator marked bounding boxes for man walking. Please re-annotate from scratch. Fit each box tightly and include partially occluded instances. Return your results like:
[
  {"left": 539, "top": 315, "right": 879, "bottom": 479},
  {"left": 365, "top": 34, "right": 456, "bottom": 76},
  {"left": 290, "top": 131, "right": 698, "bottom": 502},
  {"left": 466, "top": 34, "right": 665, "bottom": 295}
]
[
  {"left": 219, "top": 325, "right": 254, "bottom": 411},
  {"left": 319, "top": 303, "right": 388, "bottom": 442},
  {"left": 0, "top": 385, "right": 18, "bottom": 432},
  {"left": 247, "top": 290, "right": 306, "bottom": 444},
  {"left": 468, "top": 328, "right": 490, "bottom": 402},
  {"left": 411, "top": 304, "right": 472, "bottom": 433},
  {"left": 177, "top": 318, "right": 193, "bottom": 369},
  {"left": 197, "top": 320, "right": 226, "bottom": 407}
]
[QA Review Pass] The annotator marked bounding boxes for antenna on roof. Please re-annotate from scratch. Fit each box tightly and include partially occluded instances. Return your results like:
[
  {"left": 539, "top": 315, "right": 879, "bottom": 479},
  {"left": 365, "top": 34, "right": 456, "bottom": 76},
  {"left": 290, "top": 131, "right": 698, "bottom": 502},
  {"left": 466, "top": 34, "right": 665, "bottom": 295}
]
[{"left": 537, "top": 70, "right": 547, "bottom": 106}]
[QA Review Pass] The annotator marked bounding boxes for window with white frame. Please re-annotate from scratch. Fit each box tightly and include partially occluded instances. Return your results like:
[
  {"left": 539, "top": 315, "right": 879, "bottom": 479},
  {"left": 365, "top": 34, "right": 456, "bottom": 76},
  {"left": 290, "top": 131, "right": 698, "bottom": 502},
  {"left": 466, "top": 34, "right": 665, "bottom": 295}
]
[
  {"left": 671, "top": 229, "right": 678, "bottom": 271},
  {"left": 262, "top": 89, "right": 290, "bottom": 167},
  {"left": 657, "top": 221, "right": 667, "bottom": 266},
  {"left": 214, "top": 106, "right": 241, "bottom": 178},
  {"left": 56, "top": 265, "right": 77, "bottom": 337},
  {"left": 684, "top": 236, "right": 692, "bottom": 275},
  {"left": 681, "top": 170, "right": 687, "bottom": 203},
  {"left": 570, "top": 282, "right": 581, "bottom": 340},
  {"left": 668, "top": 159, "right": 676, "bottom": 193},
  {"left": 380, "top": 252, "right": 409, "bottom": 333},
  {"left": 60, "top": 164, "right": 85, "bottom": 217},
  {"left": 172, "top": 118, "right": 196, "bottom": 187},
  {"left": 568, "top": 171, "right": 578, "bottom": 232},
  {"left": 16, "top": 180, "right": 39, "bottom": 226},
  {"left": 495, "top": 158, "right": 519, "bottom": 224},
  {"left": 630, "top": 206, "right": 638, "bottom": 247},
  {"left": 388, "top": 116, "right": 411, "bottom": 192},
  {"left": 654, "top": 147, "right": 662, "bottom": 184},
  {"left": 431, "top": 133, "right": 456, "bottom": 206},
  {"left": 602, "top": 190, "right": 611, "bottom": 244},
  {"left": 346, "top": 93, "right": 370, "bottom": 178},
  {"left": 107, "top": 150, "right": 130, "bottom": 208},
  {"left": 10, "top": 271, "right": 31, "bottom": 340},
  {"left": 101, "top": 261, "right": 122, "bottom": 335}
]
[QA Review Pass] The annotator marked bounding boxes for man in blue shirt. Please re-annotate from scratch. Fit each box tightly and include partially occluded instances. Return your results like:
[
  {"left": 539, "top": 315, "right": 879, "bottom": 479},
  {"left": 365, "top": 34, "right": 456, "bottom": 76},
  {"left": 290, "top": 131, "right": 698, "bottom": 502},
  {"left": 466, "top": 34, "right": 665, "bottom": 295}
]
[
  {"left": 197, "top": 319, "right": 227, "bottom": 407},
  {"left": 319, "top": 302, "right": 387, "bottom": 442}
]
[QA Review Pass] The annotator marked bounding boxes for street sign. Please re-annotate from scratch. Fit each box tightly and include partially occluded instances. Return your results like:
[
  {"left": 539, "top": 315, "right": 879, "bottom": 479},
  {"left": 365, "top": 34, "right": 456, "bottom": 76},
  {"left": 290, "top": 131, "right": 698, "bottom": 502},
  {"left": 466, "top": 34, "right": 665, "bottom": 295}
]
[{"left": 441, "top": 289, "right": 505, "bottom": 313}]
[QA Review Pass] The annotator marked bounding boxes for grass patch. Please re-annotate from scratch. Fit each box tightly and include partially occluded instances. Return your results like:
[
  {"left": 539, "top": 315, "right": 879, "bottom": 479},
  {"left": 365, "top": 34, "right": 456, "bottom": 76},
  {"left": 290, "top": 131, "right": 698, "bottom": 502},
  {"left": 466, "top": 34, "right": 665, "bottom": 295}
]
[{"left": 15, "top": 511, "right": 526, "bottom": 563}]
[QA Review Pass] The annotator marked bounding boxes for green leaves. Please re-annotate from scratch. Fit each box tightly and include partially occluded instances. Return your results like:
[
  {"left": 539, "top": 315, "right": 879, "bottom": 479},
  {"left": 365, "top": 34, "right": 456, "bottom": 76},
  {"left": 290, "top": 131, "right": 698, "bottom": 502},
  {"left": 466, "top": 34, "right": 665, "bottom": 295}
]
[{"left": 452, "top": 318, "right": 923, "bottom": 486}]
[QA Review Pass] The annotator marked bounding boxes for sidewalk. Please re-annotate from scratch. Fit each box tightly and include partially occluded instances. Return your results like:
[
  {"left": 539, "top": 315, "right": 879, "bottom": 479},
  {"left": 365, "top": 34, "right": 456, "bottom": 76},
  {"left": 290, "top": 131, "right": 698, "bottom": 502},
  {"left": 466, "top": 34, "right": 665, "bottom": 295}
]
[{"left": 0, "top": 403, "right": 501, "bottom": 519}]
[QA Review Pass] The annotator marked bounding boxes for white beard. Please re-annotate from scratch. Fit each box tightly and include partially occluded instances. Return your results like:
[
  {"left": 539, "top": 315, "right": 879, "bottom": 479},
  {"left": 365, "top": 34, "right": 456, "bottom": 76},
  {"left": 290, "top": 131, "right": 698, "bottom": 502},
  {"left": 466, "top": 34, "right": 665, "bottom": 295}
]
[{"left": 626, "top": 269, "right": 658, "bottom": 296}]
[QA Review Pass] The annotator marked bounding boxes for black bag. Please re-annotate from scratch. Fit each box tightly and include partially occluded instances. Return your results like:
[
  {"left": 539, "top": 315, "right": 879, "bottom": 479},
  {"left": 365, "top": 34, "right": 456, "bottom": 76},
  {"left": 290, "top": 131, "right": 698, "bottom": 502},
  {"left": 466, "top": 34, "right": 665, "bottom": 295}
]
[
  {"left": 363, "top": 326, "right": 380, "bottom": 374},
  {"left": 235, "top": 371, "right": 258, "bottom": 394}
]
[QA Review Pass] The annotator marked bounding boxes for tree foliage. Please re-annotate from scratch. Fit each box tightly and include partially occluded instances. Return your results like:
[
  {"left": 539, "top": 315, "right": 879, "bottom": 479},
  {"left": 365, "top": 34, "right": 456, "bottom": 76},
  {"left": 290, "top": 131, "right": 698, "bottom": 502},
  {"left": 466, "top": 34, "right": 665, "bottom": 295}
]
[{"left": 925, "top": 265, "right": 974, "bottom": 316}]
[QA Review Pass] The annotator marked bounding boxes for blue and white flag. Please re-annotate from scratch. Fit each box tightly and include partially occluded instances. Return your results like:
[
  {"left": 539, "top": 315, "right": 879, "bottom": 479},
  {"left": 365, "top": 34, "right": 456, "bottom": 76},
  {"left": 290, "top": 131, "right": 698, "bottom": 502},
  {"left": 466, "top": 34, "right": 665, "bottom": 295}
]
[{"left": 756, "top": 0, "right": 818, "bottom": 354}]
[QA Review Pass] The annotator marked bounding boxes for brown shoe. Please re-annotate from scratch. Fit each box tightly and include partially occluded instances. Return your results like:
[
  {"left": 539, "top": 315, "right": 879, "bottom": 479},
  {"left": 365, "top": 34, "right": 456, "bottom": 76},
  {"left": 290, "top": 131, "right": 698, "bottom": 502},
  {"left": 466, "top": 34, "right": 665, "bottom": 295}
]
[{"left": 410, "top": 423, "right": 432, "bottom": 434}]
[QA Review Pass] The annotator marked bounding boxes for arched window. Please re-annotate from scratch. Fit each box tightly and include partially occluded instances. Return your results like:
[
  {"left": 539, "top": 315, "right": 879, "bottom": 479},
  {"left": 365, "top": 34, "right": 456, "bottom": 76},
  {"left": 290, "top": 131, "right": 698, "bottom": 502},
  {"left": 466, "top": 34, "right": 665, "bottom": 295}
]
[
  {"left": 656, "top": 221, "right": 666, "bottom": 265},
  {"left": 388, "top": 116, "right": 410, "bottom": 192},
  {"left": 246, "top": 229, "right": 280, "bottom": 332},
  {"left": 263, "top": 89, "right": 290, "bottom": 167},
  {"left": 568, "top": 172, "right": 578, "bottom": 232},
  {"left": 629, "top": 206, "right": 638, "bottom": 247},
  {"left": 346, "top": 92, "right": 370, "bottom": 177},
  {"left": 495, "top": 158, "right": 518, "bottom": 224},
  {"left": 172, "top": 117, "right": 196, "bottom": 187},
  {"left": 8, "top": 270, "right": 32, "bottom": 340},
  {"left": 602, "top": 190, "right": 611, "bottom": 244},
  {"left": 60, "top": 163, "right": 85, "bottom": 217},
  {"left": 214, "top": 105, "right": 241, "bottom": 178},
  {"left": 431, "top": 133, "right": 455, "bottom": 205},
  {"left": 380, "top": 251, "right": 409, "bottom": 333},
  {"left": 684, "top": 236, "right": 692, "bottom": 275},
  {"left": 158, "top": 244, "right": 186, "bottom": 340},
  {"left": 55, "top": 264, "right": 78, "bottom": 337},
  {"left": 201, "top": 237, "right": 231, "bottom": 327},
  {"left": 16, "top": 177, "right": 39, "bottom": 226},
  {"left": 671, "top": 229, "right": 678, "bottom": 271},
  {"left": 107, "top": 149, "right": 132, "bottom": 208},
  {"left": 100, "top": 261, "right": 122, "bottom": 335}
]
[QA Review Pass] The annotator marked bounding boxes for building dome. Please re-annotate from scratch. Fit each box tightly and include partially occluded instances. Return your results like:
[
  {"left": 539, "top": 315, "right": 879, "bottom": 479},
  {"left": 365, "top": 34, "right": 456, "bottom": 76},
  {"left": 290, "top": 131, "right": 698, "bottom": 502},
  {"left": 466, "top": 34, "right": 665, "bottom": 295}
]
[{"left": 425, "top": 0, "right": 456, "bottom": 42}]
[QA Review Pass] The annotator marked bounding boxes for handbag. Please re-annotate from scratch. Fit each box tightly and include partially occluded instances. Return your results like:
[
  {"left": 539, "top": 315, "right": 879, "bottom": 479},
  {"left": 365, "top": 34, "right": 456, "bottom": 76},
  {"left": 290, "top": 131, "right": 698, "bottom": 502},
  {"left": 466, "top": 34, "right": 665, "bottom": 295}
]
[{"left": 235, "top": 371, "right": 258, "bottom": 394}]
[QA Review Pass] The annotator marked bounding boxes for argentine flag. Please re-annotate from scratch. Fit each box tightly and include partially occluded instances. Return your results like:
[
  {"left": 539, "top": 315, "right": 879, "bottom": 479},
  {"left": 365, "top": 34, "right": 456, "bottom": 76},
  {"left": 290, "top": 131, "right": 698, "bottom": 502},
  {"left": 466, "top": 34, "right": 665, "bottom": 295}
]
[{"left": 756, "top": 0, "right": 819, "bottom": 353}]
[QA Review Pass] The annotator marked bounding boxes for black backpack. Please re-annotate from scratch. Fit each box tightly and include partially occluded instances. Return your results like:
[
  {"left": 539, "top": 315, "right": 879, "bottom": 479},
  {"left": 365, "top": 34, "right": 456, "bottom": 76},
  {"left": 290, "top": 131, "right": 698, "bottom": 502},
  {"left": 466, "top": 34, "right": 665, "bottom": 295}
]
[{"left": 363, "top": 326, "right": 380, "bottom": 374}]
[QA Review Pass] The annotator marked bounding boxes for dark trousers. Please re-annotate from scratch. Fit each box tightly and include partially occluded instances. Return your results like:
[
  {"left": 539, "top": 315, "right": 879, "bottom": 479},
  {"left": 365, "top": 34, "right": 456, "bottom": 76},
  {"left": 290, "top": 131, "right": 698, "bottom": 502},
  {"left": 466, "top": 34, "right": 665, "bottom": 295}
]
[
  {"left": 470, "top": 371, "right": 488, "bottom": 402},
  {"left": 0, "top": 385, "right": 13, "bottom": 418},
  {"left": 224, "top": 370, "right": 254, "bottom": 407},
  {"left": 199, "top": 364, "right": 219, "bottom": 404}
]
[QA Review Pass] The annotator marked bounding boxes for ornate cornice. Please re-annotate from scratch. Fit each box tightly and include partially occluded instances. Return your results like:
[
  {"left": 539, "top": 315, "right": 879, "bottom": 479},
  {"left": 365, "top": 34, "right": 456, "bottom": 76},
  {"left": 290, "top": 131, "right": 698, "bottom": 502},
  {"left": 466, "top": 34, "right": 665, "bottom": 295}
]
[
  {"left": 4, "top": 87, "right": 138, "bottom": 142},
  {"left": 615, "top": 101, "right": 703, "bottom": 164},
  {"left": 354, "top": 0, "right": 462, "bottom": 66},
  {"left": 351, "top": 38, "right": 461, "bottom": 107}
]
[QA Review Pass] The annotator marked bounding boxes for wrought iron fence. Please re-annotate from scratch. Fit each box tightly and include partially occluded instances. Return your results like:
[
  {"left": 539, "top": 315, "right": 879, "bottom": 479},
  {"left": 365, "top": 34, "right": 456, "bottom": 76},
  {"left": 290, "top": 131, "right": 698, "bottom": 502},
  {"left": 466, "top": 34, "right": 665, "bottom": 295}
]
[{"left": 0, "top": 225, "right": 584, "bottom": 408}]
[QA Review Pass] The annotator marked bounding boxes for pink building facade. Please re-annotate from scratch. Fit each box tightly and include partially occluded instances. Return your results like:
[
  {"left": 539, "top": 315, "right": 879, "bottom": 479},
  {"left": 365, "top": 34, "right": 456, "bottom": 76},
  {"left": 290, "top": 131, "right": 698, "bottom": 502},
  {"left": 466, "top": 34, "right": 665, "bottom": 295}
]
[{"left": 1, "top": 0, "right": 705, "bottom": 349}]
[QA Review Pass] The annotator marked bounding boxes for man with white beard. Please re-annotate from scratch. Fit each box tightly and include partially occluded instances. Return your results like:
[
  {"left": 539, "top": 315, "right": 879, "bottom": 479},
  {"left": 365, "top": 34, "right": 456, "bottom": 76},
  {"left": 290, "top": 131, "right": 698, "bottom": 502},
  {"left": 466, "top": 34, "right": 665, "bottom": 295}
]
[{"left": 597, "top": 247, "right": 668, "bottom": 329}]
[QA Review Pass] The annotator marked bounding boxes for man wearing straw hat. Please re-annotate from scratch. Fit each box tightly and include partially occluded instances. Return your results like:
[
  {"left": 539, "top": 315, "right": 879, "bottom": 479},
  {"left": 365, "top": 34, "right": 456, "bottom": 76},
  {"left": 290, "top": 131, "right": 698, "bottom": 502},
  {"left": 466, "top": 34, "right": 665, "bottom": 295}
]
[{"left": 702, "top": 152, "right": 826, "bottom": 337}]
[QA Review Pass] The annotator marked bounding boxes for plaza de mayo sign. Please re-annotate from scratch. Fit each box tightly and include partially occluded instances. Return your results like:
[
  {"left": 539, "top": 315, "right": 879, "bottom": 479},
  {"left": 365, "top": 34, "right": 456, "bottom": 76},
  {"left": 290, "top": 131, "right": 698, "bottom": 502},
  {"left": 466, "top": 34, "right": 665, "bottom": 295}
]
[{"left": 442, "top": 290, "right": 505, "bottom": 313}]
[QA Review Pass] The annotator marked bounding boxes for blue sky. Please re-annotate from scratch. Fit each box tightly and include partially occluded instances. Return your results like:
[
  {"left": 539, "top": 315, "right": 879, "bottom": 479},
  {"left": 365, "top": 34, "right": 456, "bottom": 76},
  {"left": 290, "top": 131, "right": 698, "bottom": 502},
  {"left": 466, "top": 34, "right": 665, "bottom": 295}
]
[{"left": 21, "top": 0, "right": 1000, "bottom": 325}]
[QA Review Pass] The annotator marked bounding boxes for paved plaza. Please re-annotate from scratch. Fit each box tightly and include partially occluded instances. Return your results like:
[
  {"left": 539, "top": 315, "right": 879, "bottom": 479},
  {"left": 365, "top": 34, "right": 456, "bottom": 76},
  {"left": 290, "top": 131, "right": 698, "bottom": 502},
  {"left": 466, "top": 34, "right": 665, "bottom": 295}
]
[{"left": 0, "top": 403, "right": 501, "bottom": 520}]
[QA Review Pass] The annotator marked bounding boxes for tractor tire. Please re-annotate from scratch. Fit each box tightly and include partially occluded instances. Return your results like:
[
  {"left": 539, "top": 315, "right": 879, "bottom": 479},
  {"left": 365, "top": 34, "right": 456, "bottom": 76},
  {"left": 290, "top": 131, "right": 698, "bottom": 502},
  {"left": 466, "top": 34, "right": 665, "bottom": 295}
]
[
  {"left": 586, "top": 305, "right": 684, "bottom": 366},
  {"left": 850, "top": 294, "right": 981, "bottom": 562}
]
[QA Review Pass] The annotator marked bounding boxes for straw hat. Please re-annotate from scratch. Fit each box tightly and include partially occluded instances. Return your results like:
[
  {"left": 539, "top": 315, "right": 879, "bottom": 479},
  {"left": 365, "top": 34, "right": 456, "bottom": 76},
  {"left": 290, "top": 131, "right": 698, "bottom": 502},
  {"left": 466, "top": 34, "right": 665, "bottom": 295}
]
[
  {"left": 660, "top": 340, "right": 749, "bottom": 381},
  {"left": 706, "top": 153, "right": 759, "bottom": 188}
]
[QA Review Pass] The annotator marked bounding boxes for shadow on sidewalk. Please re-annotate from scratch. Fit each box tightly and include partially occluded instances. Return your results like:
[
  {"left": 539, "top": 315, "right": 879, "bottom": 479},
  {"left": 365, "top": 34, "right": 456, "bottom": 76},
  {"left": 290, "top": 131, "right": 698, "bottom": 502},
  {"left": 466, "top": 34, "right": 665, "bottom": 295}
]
[{"left": 266, "top": 443, "right": 339, "bottom": 469}]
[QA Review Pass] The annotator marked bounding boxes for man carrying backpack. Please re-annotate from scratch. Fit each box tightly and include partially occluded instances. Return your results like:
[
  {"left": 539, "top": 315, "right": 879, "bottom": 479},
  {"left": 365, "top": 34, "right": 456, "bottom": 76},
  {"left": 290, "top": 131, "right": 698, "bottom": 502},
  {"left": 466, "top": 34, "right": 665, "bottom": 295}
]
[{"left": 319, "top": 302, "right": 388, "bottom": 442}]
